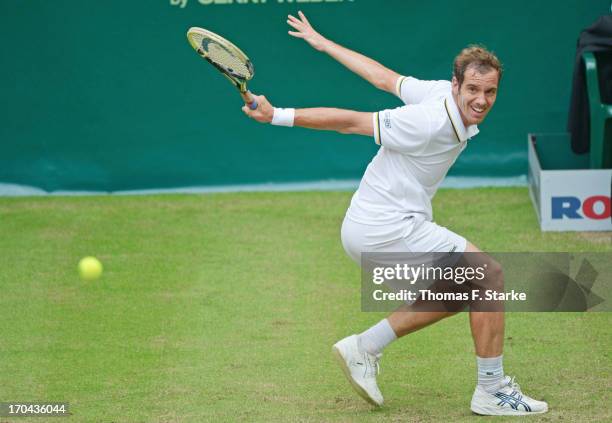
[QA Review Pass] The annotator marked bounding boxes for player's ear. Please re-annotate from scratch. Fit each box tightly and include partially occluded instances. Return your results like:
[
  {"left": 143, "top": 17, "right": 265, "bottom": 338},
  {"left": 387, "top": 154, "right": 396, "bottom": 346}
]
[{"left": 451, "top": 76, "right": 460, "bottom": 96}]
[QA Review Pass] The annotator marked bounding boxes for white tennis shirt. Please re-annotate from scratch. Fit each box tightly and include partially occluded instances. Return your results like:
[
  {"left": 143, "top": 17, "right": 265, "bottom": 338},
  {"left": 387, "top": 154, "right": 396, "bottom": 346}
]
[{"left": 346, "top": 76, "right": 479, "bottom": 225}]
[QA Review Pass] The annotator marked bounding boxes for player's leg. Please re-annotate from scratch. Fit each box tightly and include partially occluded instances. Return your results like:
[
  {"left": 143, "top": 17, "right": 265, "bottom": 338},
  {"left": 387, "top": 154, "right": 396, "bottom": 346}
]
[
  {"left": 357, "top": 217, "right": 470, "bottom": 356},
  {"left": 332, "top": 298, "right": 456, "bottom": 407},
  {"left": 334, "top": 217, "right": 465, "bottom": 406},
  {"left": 464, "top": 242, "right": 548, "bottom": 415},
  {"left": 464, "top": 241, "right": 505, "bottom": 358},
  {"left": 333, "top": 217, "right": 397, "bottom": 406},
  {"left": 386, "top": 292, "right": 462, "bottom": 337}
]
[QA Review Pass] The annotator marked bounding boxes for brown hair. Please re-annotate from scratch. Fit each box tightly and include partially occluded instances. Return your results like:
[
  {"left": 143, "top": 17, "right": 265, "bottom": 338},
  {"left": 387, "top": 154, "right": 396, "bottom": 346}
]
[{"left": 453, "top": 45, "right": 503, "bottom": 87}]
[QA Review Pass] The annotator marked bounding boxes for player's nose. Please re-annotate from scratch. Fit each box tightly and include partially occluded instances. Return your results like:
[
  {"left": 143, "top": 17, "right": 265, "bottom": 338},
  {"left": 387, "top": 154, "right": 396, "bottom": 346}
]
[{"left": 474, "top": 97, "right": 486, "bottom": 108}]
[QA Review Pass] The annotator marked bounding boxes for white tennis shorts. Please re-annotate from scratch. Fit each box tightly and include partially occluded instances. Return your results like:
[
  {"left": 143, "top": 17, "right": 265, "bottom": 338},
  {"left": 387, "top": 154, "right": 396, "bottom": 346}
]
[{"left": 341, "top": 215, "right": 467, "bottom": 266}]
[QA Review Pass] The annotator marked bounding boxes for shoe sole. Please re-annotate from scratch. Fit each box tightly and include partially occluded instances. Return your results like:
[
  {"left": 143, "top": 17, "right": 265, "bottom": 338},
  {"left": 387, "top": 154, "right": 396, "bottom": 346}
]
[
  {"left": 332, "top": 345, "right": 382, "bottom": 407},
  {"left": 471, "top": 404, "right": 548, "bottom": 416}
]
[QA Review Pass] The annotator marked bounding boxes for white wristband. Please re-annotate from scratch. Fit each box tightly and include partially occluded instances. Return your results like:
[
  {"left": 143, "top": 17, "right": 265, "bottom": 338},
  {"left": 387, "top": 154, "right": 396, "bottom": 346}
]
[{"left": 271, "top": 107, "right": 295, "bottom": 127}]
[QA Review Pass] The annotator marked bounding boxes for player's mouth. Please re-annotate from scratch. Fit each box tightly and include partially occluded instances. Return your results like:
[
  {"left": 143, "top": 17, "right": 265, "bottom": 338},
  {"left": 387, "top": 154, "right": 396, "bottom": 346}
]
[{"left": 470, "top": 105, "right": 486, "bottom": 118}]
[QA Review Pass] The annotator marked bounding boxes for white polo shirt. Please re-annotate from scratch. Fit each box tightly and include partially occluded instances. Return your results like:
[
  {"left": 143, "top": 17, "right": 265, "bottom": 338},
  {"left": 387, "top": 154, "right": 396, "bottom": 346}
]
[{"left": 346, "top": 76, "right": 479, "bottom": 225}]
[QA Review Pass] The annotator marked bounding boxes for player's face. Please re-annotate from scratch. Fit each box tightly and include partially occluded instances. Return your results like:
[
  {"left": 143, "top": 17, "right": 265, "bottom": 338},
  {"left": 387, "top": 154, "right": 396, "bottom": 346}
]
[{"left": 452, "top": 67, "right": 499, "bottom": 126}]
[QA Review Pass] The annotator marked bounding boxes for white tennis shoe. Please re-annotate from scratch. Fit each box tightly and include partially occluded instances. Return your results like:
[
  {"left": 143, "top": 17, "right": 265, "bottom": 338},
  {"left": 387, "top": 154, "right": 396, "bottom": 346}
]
[
  {"left": 332, "top": 335, "right": 384, "bottom": 406},
  {"left": 471, "top": 376, "right": 548, "bottom": 415}
]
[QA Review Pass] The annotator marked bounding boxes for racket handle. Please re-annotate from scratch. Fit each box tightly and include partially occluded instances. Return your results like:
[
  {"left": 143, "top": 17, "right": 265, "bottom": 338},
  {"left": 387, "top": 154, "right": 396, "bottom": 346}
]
[{"left": 241, "top": 90, "right": 258, "bottom": 110}]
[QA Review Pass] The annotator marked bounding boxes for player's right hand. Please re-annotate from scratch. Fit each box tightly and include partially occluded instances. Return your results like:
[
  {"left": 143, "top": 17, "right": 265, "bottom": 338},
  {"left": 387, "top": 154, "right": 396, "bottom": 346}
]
[
  {"left": 242, "top": 94, "right": 274, "bottom": 124},
  {"left": 287, "top": 11, "right": 328, "bottom": 52}
]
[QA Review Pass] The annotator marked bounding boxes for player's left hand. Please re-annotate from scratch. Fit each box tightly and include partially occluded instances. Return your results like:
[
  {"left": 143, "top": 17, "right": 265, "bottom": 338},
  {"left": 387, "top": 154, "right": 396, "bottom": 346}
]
[
  {"left": 287, "top": 11, "right": 328, "bottom": 52},
  {"left": 242, "top": 94, "right": 274, "bottom": 123}
]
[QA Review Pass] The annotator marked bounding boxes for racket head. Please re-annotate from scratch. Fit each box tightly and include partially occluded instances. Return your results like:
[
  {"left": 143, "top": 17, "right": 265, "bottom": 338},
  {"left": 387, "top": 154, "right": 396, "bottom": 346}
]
[{"left": 186, "top": 27, "right": 255, "bottom": 83}]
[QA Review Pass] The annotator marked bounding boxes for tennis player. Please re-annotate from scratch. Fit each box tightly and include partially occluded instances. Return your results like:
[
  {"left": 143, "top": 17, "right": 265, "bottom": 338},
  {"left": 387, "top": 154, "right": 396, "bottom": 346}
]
[{"left": 242, "top": 11, "right": 548, "bottom": 416}]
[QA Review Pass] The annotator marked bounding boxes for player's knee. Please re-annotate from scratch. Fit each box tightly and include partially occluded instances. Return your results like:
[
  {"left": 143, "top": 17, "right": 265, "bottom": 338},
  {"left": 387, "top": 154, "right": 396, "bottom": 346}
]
[{"left": 485, "top": 260, "right": 504, "bottom": 291}]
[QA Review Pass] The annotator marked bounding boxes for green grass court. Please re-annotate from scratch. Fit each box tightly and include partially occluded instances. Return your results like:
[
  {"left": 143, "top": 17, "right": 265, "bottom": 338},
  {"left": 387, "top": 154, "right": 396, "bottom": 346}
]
[{"left": 0, "top": 187, "right": 610, "bottom": 422}]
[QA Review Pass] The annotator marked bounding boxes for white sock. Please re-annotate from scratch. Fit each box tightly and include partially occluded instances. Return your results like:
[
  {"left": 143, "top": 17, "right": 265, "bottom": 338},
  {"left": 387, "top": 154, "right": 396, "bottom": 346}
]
[
  {"left": 357, "top": 319, "right": 397, "bottom": 356},
  {"left": 477, "top": 355, "right": 504, "bottom": 393}
]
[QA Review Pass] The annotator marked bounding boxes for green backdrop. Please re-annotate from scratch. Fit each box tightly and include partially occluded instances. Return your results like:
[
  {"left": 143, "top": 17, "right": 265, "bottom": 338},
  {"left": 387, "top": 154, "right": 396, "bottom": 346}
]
[{"left": 0, "top": 1, "right": 607, "bottom": 192}]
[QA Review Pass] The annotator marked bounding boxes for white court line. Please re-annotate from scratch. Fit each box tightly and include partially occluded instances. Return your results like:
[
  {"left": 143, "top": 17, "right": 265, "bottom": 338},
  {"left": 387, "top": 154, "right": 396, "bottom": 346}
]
[{"left": 0, "top": 176, "right": 527, "bottom": 197}]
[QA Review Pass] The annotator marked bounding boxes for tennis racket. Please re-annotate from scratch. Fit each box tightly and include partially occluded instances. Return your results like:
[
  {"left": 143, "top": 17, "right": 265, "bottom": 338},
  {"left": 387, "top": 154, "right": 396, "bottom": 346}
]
[{"left": 186, "top": 27, "right": 258, "bottom": 110}]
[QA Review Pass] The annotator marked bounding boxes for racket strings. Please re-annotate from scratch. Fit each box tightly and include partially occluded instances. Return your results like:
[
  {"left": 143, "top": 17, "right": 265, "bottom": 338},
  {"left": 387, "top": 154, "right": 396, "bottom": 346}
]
[{"left": 206, "top": 42, "right": 251, "bottom": 79}]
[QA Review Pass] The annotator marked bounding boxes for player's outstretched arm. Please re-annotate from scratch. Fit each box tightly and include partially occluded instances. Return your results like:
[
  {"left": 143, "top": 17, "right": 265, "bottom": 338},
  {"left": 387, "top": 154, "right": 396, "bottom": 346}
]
[
  {"left": 287, "top": 11, "right": 400, "bottom": 95},
  {"left": 242, "top": 95, "right": 373, "bottom": 136}
]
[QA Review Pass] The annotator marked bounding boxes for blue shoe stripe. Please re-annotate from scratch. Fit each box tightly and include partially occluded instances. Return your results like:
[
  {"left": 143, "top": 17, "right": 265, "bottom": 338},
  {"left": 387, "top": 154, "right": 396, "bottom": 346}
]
[{"left": 494, "top": 392, "right": 532, "bottom": 412}]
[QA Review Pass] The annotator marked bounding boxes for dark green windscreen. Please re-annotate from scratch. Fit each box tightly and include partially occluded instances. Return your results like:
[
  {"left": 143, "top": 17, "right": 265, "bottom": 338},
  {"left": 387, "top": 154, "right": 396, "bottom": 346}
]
[{"left": 0, "top": 1, "right": 607, "bottom": 191}]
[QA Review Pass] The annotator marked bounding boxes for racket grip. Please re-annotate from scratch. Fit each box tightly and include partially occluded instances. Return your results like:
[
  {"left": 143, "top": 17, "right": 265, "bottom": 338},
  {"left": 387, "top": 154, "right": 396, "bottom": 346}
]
[{"left": 241, "top": 90, "right": 258, "bottom": 110}]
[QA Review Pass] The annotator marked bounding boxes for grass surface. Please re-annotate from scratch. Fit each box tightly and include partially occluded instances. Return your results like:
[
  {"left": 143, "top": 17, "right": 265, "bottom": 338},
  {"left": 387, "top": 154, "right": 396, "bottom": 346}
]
[{"left": 0, "top": 188, "right": 610, "bottom": 422}]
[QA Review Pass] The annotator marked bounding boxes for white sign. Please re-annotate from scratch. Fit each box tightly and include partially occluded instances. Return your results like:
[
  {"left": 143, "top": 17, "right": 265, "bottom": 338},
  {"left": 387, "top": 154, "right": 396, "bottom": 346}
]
[{"left": 528, "top": 135, "right": 612, "bottom": 232}]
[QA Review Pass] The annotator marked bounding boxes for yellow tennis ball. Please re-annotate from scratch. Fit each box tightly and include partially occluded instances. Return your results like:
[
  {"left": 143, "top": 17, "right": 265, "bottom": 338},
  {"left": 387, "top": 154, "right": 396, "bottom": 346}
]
[{"left": 78, "top": 256, "right": 103, "bottom": 281}]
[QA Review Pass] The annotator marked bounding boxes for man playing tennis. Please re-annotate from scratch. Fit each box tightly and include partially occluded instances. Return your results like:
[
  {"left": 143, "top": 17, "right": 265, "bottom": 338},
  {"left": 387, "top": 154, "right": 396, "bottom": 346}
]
[{"left": 242, "top": 11, "right": 548, "bottom": 416}]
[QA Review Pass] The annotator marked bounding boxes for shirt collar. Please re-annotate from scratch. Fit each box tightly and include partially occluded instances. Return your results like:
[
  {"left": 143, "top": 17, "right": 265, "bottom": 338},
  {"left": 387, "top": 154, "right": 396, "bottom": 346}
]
[{"left": 444, "top": 94, "right": 479, "bottom": 142}]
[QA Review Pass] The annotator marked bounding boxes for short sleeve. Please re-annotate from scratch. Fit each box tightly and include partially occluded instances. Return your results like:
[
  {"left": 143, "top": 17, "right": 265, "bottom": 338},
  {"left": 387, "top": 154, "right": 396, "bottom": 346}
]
[
  {"left": 372, "top": 105, "right": 431, "bottom": 154},
  {"left": 395, "top": 76, "right": 445, "bottom": 105}
]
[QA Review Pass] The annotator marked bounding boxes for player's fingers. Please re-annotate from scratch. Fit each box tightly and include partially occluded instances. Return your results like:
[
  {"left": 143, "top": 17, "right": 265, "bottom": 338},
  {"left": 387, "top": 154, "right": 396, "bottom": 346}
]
[
  {"left": 286, "top": 20, "right": 303, "bottom": 31},
  {"left": 249, "top": 94, "right": 264, "bottom": 106},
  {"left": 242, "top": 105, "right": 251, "bottom": 115},
  {"left": 287, "top": 15, "right": 304, "bottom": 28},
  {"left": 298, "top": 10, "right": 310, "bottom": 25},
  {"left": 288, "top": 31, "right": 305, "bottom": 38}
]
